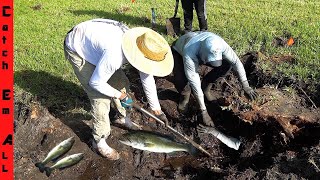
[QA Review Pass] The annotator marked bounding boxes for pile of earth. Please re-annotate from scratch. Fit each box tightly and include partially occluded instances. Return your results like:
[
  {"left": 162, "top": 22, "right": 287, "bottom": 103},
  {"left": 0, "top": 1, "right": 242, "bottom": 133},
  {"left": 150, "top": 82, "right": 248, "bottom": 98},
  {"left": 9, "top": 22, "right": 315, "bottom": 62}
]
[{"left": 14, "top": 52, "right": 320, "bottom": 179}]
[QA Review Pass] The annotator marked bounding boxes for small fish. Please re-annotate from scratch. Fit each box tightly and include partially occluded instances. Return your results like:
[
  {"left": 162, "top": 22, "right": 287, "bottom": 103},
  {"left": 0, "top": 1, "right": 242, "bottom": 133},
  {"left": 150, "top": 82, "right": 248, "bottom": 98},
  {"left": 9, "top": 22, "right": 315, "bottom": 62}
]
[
  {"left": 119, "top": 130, "right": 196, "bottom": 154},
  {"left": 35, "top": 137, "right": 75, "bottom": 172},
  {"left": 44, "top": 153, "right": 84, "bottom": 177}
]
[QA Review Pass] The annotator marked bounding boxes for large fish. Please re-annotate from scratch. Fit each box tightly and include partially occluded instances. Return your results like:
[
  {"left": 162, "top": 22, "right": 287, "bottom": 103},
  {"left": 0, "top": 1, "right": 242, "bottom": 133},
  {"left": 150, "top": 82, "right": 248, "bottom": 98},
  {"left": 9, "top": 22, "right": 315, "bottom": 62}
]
[
  {"left": 119, "top": 130, "right": 196, "bottom": 154},
  {"left": 44, "top": 153, "right": 84, "bottom": 177},
  {"left": 35, "top": 137, "right": 75, "bottom": 172}
]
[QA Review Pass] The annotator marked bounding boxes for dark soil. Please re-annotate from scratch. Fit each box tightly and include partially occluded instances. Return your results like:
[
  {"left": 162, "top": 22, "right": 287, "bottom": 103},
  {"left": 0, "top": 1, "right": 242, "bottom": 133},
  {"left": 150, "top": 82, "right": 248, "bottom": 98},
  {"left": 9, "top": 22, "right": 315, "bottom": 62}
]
[{"left": 14, "top": 52, "right": 320, "bottom": 179}]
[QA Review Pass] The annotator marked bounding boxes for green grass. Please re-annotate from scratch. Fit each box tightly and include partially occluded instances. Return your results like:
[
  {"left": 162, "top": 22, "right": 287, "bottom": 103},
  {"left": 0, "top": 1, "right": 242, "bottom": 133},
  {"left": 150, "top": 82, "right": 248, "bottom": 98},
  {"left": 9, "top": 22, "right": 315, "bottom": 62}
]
[{"left": 14, "top": 0, "right": 320, "bottom": 111}]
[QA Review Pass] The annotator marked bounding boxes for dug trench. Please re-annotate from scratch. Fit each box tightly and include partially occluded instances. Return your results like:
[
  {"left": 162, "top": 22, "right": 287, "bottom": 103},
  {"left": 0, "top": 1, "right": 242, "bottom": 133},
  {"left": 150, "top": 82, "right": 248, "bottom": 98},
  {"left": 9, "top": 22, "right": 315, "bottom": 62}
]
[{"left": 14, "top": 52, "right": 320, "bottom": 179}]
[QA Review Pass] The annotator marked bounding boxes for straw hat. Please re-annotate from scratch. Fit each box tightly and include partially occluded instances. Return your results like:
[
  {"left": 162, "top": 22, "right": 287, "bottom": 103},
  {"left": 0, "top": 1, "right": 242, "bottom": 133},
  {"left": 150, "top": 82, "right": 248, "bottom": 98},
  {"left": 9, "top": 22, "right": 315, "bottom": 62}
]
[{"left": 122, "top": 27, "right": 174, "bottom": 77}]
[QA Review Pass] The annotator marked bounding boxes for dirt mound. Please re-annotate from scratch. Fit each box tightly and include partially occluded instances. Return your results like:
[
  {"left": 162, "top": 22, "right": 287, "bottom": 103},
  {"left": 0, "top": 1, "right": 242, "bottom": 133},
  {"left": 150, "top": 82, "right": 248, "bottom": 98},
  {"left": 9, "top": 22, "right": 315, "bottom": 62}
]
[{"left": 14, "top": 52, "right": 320, "bottom": 179}]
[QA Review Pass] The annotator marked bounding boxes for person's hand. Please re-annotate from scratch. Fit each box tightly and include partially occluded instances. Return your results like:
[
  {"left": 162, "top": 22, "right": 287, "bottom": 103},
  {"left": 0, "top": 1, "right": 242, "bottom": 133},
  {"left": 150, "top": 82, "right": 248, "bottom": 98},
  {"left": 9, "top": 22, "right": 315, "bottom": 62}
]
[
  {"left": 120, "top": 94, "right": 133, "bottom": 109},
  {"left": 201, "top": 110, "right": 214, "bottom": 127},
  {"left": 197, "top": 124, "right": 219, "bottom": 136},
  {"left": 197, "top": 124, "right": 212, "bottom": 134},
  {"left": 154, "top": 110, "right": 169, "bottom": 127},
  {"left": 242, "top": 80, "right": 258, "bottom": 100},
  {"left": 243, "top": 86, "right": 258, "bottom": 100}
]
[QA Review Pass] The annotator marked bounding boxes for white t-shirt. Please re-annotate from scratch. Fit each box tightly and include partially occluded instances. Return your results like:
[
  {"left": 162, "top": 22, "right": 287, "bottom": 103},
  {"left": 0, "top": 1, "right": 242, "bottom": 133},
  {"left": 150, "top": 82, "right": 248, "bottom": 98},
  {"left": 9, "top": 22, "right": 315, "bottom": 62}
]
[{"left": 65, "top": 19, "right": 161, "bottom": 110}]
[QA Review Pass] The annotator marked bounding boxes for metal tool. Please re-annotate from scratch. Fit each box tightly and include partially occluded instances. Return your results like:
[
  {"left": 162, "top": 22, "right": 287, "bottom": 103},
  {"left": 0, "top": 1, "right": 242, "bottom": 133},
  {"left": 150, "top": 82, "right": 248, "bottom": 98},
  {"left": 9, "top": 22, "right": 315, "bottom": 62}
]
[
  {"left": 132, "top": 103, "right": 212, "bottom": 157},
  {"left": 151, "top": 7, "right": 156, "bottom": 29}
]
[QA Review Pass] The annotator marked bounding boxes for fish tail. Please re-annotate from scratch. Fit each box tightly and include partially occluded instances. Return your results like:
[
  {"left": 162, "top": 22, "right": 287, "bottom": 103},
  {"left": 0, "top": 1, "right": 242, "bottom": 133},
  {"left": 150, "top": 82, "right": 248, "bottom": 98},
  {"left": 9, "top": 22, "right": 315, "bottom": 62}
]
[
  {"left": 44, "top": 167, "right": 52, "bottom": 177},
  {"left": 35, "top": 162, "right": 45, "bottom": 173},
  {"left": 187, "top": 144, "right": 199, "bottom": 156}
]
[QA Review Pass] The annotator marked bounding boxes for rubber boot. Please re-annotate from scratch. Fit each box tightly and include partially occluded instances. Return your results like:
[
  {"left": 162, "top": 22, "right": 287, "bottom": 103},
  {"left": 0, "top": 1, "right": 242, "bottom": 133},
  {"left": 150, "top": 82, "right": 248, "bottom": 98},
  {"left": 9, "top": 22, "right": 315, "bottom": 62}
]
[
  {"left": 177, "top": 83, "right": 192, "bottom": 113},
  {"left": 204, "top": 83, "right": 214, "bottom": 101},
  {"left": 178, "top": 93, "right": 190, "bottom": 113}
]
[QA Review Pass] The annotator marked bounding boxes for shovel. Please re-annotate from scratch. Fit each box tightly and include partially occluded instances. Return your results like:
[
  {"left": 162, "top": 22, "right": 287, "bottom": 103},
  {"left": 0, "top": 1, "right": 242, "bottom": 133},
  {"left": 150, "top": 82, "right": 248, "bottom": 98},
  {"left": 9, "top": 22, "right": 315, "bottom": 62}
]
[
  {"left": 166, "top": 0, "right": 180, "bottom": 37},
  {"left": 151, "top": 7, "right": 156, "bottom": 29},
  {"left": 132, "top": 103, "right": 212, "bottom": 157}
]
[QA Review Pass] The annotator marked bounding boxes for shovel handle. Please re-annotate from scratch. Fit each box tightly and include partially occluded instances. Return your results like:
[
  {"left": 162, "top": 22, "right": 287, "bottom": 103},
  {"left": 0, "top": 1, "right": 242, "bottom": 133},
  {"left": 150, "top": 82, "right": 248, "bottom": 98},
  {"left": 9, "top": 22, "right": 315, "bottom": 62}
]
[
  {"left": 132, "top": 103, "right": 212, "bottom": 157},
  {"left": 151, "top": 8, "right": 156, "bottom": 29},
  {"left": 173, "top": 0, "right": 179, "bottom": 18}
]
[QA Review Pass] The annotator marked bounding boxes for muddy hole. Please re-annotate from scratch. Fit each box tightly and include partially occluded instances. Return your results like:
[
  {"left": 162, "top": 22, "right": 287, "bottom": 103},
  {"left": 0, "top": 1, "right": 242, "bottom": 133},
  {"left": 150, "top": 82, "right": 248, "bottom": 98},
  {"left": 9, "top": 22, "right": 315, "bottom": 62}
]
[{"left": 14, "top": 52, "right": 320, "bottom": 179}]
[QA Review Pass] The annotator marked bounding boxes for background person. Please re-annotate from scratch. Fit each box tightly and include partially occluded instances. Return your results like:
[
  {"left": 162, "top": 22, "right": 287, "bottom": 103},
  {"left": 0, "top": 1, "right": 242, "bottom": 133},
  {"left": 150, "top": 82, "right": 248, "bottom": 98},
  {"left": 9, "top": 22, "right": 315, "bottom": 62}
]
[
  {"left": 172, "top": 31, "right": 257, "bottom": 126},
  {"left": 64, "top": 19, "right": 173, "bottom": 160},
  {"left": 181, "top": 0, "right": 208, "bottom": 33}
]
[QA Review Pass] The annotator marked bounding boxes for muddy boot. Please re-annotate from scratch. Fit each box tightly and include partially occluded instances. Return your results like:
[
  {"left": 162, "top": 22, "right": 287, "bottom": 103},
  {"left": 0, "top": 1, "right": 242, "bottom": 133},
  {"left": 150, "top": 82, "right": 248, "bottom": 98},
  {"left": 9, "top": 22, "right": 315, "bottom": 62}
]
[
  {"left": 178, "top": 84, "right": 191, "bottom": 113},
  {"left": 92, "top": 138, "right": 120, "bottom": 160},
  {"left": 178, "top": 93, "right": 190, "bottom": 113},
  {"left": 204, "top": 83, "right": 214, "bottom": 101}
]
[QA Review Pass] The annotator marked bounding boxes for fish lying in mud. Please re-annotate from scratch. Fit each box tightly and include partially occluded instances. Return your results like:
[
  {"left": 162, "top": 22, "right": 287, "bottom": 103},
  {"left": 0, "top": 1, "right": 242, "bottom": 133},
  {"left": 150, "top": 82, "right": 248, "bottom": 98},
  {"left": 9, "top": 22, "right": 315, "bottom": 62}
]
[
  {"left": 35, "top": 137, "right": 75, "bottom": 172},
  {"left": 44, "top": 153, "right": 84, "bottom": 177},
  {"left": 119, "top": 130, "right": 196, "bottom": 154}
]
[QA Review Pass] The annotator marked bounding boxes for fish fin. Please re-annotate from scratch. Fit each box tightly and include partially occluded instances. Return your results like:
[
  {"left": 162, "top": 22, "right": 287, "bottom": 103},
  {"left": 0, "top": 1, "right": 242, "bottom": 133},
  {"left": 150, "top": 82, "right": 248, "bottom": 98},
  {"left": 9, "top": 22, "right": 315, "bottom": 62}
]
[
  {"left": 167, "top": 152, "right": 178, "bottom": 155},
  {"left": 35, "top": 162, "right": 45, "bottom": 173},
  {"left": 143, "top": 142, "right": 155, "bottom": 148},
  {"left": 44, "top": 167, "right": 52, "bottom": 177},
  {"left": 138, "top": 130, "right": 176, "bottom": 141}
]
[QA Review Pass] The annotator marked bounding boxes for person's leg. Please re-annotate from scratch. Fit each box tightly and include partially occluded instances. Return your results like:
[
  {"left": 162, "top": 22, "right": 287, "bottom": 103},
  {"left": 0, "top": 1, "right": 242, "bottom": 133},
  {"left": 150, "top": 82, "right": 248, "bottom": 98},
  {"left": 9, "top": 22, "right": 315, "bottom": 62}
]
[
  {"left": 181, "top": 0, "right": 194, "bottom": 32},
  {"left": 202, "top": 61, "right": 232, "bottom": 101},
  {"left": 171, "top": 47, "right": 192, "bottom": 112},
  {"left": 194, "top": 0, "right": 208, "bottom": 31},
  {"left": 64, "top": 43, "right": 119, "bottom": 160}
]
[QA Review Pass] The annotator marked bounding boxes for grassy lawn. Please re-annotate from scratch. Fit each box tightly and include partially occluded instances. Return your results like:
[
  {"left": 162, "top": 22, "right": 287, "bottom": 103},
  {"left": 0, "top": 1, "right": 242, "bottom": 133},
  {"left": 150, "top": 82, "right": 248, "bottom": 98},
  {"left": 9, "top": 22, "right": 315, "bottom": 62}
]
[{"left": 14, "top": 0, "right": 320, "bottom": 110}]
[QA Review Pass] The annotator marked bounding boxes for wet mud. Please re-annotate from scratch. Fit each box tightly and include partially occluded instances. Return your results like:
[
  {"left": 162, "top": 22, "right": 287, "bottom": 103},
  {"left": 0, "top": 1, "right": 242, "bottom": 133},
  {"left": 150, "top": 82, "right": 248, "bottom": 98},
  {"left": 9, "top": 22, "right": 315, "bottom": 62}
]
[{"left": 14, "top": 52, "right": 320, "bottom": 179}]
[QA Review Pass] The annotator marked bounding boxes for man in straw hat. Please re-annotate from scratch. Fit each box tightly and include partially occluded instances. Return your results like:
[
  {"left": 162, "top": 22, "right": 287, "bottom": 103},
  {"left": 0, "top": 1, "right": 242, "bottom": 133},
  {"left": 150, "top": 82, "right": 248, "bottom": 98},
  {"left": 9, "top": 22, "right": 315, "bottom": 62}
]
[
  {"left": 172, "top": 31, "right": 258, "bottom": 127},
  {"left": 64, "top": 19, "right": 173, "bottom": 160}
]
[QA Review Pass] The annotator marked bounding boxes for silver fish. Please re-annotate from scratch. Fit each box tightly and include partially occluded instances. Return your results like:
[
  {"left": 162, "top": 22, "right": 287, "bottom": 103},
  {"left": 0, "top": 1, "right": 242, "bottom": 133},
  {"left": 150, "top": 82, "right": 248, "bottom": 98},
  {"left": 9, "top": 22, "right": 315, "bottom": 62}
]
[
  {"left": 44, "top": 153, "right": 84, "bottom": 177},
  {"left": 119, "top": 130, "right": 195, "bottom": 154},
  {"left": 35, "top": 137, "right": 75, "bottom": 172}
]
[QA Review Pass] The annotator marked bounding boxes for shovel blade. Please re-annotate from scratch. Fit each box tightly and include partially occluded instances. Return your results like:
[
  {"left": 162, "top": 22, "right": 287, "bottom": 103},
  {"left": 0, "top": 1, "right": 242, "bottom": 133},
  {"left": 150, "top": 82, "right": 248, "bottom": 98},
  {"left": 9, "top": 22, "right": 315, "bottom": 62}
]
[{"left": 166, "top": 17, "right": 180, "bottom": 37}]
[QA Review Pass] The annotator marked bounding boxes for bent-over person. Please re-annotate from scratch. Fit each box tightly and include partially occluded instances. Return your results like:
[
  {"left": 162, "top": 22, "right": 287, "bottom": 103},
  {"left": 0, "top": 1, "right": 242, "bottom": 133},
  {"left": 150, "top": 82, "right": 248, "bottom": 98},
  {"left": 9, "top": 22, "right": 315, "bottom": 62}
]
[
  {"left": 64, "top": 19, "right": 174, "bottom": 160},
  {"left": 172, "top": 31, "right": 257, "bottom": 127}
]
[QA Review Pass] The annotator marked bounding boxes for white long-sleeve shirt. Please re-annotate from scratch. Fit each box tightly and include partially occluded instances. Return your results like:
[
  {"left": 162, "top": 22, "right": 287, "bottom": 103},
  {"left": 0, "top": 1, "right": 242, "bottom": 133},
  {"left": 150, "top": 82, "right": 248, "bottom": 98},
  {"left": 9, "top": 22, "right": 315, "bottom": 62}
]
[
  {"left": 173, "top": 32, "right": 248, "bottom": 110},
  {"left": 65, "top": 19, "right": 161, "bottom": 110}
]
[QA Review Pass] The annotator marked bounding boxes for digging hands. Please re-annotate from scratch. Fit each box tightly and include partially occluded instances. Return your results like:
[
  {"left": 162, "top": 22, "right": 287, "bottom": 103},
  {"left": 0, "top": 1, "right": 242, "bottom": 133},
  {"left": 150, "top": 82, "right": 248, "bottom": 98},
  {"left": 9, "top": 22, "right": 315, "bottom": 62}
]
[
  {"left": 197, "top": 124, "right": 219, "bottom": 136},
  {"left": 120, "top": 93, "right": 133, "bottom": 109},
  {"left": 201, "top": 110, "right": 214, "bottom": 127},
  {"left": 242, "top": 80, "right": 258, "bottom": 100},
  {"left": 197, "top": 124, "right": 211, "bottom": 134},
  {"left": 155, "top": 111, "right": 169, "bottom": 127},
  {"left": 244, "top": 86, "right": 258, "bottom": 100}
]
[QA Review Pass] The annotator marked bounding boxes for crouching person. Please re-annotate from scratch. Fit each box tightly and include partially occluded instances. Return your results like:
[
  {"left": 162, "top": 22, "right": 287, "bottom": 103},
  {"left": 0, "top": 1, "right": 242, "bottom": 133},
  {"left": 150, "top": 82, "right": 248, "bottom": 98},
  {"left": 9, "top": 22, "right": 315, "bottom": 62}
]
[
  {"left": 172, "top": 31, "right": 257, "bottom": 127},
  {"left": 64, "top": 19, "right": 174, "bottom": 160}
]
